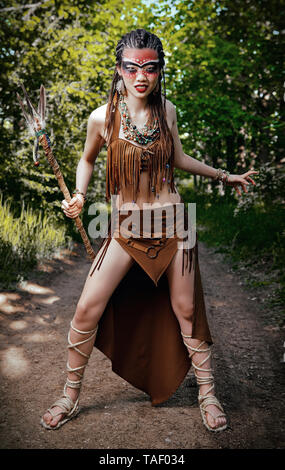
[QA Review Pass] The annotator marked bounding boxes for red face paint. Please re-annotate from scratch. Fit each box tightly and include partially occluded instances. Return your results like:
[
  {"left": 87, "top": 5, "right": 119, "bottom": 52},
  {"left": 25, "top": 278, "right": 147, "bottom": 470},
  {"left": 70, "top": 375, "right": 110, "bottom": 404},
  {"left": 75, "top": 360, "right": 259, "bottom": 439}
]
[
  {"left": 121, "top": 48, "right": 160, "bottom": 79},
  {"left": 123, "top": 48, "right": 159, "bottom": 65}
]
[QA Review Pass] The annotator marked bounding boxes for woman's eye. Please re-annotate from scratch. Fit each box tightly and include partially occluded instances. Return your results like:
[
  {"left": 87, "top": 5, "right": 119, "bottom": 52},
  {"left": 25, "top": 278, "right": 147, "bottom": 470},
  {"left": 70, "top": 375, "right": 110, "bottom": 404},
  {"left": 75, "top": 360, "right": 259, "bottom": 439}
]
[
  {"left": 145, "top": 67, "right": 158, "bottom": 73},
  {"left": 126, "top": 67, "right": 137, "bottom": 73}
]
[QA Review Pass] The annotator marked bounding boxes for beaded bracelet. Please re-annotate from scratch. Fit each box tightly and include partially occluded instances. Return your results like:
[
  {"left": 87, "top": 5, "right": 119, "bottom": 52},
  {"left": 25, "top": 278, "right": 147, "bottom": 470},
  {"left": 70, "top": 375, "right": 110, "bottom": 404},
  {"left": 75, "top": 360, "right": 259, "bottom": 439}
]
[
  {"left": 214, "top": 169, "right": 230, "bottom": 186},
  {"left": 72, "top": 189, "right": 87, "bottom": 202}
]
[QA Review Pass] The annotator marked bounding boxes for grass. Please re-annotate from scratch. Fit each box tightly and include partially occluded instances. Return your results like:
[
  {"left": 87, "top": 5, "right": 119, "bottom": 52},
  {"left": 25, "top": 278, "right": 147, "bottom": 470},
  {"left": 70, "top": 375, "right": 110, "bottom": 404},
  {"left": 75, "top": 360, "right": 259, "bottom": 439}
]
[
  {"left": 179, "top": 184, "right": 285, "bottom": 327},
  {"left": 0, "top": 193, "right": 73, "bottom": 288}
]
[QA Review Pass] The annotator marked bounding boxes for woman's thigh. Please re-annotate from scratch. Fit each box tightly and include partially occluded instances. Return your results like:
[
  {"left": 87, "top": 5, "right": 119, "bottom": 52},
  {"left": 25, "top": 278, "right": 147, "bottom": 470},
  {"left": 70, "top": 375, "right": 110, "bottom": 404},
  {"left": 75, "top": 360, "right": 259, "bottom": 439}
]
[
  {"left": 76, "top": 238, "right": 135, "bottom": 324},
  {"left": 165, "top": 246, "right": 195, "bottom": 327}
]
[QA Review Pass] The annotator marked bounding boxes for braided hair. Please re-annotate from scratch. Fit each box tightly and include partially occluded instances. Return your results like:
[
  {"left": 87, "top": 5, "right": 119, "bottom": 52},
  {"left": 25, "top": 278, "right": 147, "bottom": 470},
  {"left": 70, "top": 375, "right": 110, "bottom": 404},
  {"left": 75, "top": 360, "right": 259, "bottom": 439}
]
[{"left": 104, "top": 29, "right": 172, "bottom": 154}]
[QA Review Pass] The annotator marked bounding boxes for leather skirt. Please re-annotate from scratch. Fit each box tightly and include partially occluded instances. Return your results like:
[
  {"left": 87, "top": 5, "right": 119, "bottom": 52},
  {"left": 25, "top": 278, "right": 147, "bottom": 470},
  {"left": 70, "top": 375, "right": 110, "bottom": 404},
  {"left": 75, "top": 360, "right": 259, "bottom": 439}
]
[{"left": 92, "top": 203, "right": 213, "bottom": 405}]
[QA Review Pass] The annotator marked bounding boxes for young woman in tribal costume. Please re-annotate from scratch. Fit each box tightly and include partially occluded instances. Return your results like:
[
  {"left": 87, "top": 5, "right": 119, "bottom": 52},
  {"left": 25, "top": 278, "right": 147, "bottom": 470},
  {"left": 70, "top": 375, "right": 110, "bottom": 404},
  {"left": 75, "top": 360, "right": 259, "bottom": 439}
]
[{"left": 41, "top": 29, "right": 258, "bottom": 432}]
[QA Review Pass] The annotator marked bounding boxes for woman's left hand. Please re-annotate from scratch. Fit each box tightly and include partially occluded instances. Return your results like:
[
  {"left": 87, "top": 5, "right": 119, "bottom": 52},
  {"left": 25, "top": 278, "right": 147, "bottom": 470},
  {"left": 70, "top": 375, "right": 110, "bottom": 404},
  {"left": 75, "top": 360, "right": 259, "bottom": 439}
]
[{"left": 225, "top": 170, "right": 259, "bottom": 196}]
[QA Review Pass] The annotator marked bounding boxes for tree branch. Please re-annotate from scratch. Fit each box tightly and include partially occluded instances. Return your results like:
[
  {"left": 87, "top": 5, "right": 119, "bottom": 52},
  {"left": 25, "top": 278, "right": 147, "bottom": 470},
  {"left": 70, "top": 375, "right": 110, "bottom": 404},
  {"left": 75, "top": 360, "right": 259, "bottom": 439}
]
[{"left": 0, "top": 1, "right": 50, "bottom": 13}]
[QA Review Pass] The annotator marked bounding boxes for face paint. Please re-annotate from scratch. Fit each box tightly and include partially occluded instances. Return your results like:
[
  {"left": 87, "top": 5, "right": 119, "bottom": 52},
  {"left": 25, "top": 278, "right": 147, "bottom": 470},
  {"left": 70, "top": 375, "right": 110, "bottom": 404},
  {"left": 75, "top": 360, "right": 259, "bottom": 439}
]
[
  {"left": 118, "top": 48, "right": 160, "bottom": 96},
  {"left": 122, "top": 61, "right": 160, "bottom": 78},
  {"left": 121, "top": 48, "right": 160, "bottom": 79},
  {"left": 123, "top": 47, "right": 159, "bottom": 65}
]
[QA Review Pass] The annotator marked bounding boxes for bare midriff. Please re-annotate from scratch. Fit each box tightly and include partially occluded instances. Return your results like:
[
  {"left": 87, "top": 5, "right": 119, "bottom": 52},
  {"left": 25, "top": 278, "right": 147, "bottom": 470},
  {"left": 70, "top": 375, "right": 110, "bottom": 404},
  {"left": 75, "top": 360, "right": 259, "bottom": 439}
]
[{"left": 115, "top": 175, "right": 182, "bottom": 210}]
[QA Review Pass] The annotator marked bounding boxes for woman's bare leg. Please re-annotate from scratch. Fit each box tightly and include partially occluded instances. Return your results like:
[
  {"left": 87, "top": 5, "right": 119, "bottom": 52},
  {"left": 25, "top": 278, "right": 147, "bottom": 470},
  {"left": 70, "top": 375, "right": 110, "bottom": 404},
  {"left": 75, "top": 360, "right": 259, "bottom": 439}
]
[
  {"left": 42, "top": 238, "right": 134, "bottom": 428},
  {"left": 166, "top": 247, "right": 227, "bottom": 430}
]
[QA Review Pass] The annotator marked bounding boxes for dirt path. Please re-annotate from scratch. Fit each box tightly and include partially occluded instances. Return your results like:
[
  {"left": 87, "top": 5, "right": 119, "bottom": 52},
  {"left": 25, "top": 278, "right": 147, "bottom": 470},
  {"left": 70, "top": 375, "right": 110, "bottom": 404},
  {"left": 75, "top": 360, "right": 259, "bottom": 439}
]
[{"left": 0, "top": 241, "right": 284, "bottom": 449}]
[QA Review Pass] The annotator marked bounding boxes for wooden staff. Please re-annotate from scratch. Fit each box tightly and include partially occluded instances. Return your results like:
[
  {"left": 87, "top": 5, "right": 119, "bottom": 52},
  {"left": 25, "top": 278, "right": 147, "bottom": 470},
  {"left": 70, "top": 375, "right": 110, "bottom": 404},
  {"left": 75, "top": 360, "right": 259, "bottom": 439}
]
[{"left": 17, "top": 84, "right": 95, "bottom": 261}]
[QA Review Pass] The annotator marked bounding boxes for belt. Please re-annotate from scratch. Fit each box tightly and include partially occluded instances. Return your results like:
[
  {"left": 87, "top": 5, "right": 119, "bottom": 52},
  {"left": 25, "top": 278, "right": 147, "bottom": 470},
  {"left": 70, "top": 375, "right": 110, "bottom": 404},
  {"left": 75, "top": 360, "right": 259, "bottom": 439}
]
[{"left": 126, "top": 238, "right": 167, "bottom": 259}]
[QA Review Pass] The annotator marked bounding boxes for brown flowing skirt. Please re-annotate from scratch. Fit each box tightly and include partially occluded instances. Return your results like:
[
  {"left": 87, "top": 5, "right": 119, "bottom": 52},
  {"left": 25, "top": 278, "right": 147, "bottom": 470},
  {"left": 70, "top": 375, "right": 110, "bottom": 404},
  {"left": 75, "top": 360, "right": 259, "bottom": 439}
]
[{"left": 91, "top": 202, "right": 212, "bottom": 406}]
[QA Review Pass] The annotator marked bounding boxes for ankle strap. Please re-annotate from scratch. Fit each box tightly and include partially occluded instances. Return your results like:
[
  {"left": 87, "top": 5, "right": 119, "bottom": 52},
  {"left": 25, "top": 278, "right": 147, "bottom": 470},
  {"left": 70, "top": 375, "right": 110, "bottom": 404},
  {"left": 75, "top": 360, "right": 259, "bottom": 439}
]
[
  {"left": 68, "top": 324, "right": 98, "bottom": 360},
  {"left": 65, "top": 322, "right": 99, "bottom": 393},
  {"left": 181, "top": 331, "right": 192, "bottom": 339},
  {"left": 70, "top": 321, "right": 98, "bottom": 335}
]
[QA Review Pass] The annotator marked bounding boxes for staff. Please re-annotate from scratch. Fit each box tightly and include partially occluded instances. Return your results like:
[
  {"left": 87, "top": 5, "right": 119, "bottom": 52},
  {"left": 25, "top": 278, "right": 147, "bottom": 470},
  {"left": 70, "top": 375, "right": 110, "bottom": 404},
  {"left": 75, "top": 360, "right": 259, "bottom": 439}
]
[{"left": 16, "top": 84, "right": 95, "bottom": 261}]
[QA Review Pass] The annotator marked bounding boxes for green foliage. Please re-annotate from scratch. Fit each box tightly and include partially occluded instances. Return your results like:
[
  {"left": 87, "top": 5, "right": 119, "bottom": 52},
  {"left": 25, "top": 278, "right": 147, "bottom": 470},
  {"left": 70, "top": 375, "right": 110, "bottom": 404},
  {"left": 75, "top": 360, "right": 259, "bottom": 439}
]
[
  {"left": 0, "top": 0, "right": 283, "bottom": 307},
  {"left": 0, "top": 192, "right": 72, "bottom": 287},
  {"left": 179, "top": 182, "right": 285, "bottom": 322},
  {"left": 154, "top": 0, "right": 284, "bottom": 185},
  {"left": 2, "top": 0, "right": 283, "bottom": 205},
  {"left": 180, "top": 182, "right": 284, "bottom": 266},
  {"left": 1, "top": 0, "right": 153, "bottom": 211},
  {"left": 233, "top": 160, "right": 285, "bottom": 214}
]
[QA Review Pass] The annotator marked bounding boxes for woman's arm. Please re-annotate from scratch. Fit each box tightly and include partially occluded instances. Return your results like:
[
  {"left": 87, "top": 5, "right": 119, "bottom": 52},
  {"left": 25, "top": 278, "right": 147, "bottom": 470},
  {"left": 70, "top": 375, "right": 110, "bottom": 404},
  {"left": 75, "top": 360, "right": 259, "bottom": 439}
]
[
  {"left": 169, "top": 102, "right": 219, "bottom": 178},
  {"left": 75, "top": 105, "right": 107, "bottom": 196},
  {"left": 168, "top": 101, "right": 258, "bottom": 195},
  {"left": 62, "top": 105, "right": 106, "bottom": 218}
]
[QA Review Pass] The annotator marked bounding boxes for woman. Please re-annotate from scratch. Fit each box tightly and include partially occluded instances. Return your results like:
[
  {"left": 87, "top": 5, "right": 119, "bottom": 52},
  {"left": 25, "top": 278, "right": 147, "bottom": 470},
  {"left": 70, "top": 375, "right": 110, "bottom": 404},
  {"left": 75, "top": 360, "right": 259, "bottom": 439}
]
[{"left": 41, "top": 29, "right": 258, "bottom": 432}]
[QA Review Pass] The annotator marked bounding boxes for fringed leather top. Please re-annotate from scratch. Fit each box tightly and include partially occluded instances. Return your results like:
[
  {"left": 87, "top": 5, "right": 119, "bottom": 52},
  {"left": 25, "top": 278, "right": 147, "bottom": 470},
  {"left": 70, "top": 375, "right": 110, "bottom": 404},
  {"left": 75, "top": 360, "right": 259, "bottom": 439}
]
[{"left": 105, "top": 105, "right": 176, "bottom": 203}]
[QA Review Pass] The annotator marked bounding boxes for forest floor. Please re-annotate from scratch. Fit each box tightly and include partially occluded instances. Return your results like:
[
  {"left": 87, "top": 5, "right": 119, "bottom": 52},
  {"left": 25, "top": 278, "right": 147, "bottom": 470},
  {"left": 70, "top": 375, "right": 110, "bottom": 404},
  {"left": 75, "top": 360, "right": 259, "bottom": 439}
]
[{"left": 0, "top": 240, "right": 284, "bottom": 450}]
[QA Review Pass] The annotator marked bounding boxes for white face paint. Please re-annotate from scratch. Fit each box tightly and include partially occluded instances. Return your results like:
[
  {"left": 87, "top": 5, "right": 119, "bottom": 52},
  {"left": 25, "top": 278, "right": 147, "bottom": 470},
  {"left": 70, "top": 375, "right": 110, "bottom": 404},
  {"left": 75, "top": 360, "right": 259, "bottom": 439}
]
[
  {"left": 119, "top": 48, "right": 161, "bottom": 96},
  {"left": 122, "top": 60, "right": 160, "bottom": 77}
]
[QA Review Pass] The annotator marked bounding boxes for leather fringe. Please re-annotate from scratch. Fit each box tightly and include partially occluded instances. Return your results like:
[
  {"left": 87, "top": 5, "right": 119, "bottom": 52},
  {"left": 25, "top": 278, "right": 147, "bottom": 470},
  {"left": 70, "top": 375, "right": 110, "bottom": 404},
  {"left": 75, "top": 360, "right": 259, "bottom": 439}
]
[
  {"left": 106, "top": 139, "right": 175, "bottom": 203},
  {"left": 181, "top": 205, "right": 196, "bottom": 276},
  {"left": 89, "top": 216, "right": 112, "bottom": 277}
]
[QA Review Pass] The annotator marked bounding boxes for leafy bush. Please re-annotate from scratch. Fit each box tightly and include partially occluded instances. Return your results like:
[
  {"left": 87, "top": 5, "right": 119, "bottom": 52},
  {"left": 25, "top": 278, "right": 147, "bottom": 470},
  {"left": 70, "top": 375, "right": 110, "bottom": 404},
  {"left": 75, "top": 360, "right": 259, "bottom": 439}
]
[{"left": 0, "top": 193, "right": 72, "bottom": 287}]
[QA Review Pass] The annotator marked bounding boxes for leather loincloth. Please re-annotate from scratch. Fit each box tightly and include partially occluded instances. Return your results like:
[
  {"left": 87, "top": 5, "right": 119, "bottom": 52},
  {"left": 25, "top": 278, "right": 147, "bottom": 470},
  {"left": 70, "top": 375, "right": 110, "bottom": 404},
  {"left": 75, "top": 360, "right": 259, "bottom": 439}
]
[{"left": 91, "top": 203, "right": 213, "bottom": 406}]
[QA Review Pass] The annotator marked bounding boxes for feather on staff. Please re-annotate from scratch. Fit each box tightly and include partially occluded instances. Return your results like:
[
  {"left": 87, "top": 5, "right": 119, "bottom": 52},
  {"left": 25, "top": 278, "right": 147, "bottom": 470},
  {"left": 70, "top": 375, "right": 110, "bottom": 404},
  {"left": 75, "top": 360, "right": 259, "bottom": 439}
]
[{"left": 17, "top": 84, "right": 95, "bottom": 261}]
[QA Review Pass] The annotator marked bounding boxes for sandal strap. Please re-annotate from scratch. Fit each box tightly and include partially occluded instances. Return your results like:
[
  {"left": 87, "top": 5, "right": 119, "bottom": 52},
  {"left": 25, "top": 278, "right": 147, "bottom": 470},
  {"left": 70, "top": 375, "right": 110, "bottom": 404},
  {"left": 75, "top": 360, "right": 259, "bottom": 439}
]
[
  {"left": 70, "top": 322, "right": 98, "bottom": 335},
  {"left": 199, "top": 395, "right": 226, "bottom": 418},
  {"left": 181, "top": 332, "right": 213, "bottom": 375},
  {"left": 67, "top": 322, "right": 98, "bottom": 360},
  {"left": 181, "top": 331, "right": 222, "bottom": 409},
  {"left": 180, "top": 331, "right": 227, "bottom": 431},
  {"left": 65, "top": 322, "right": 99, "bottom": 390},
  {"left": 66, "top": 362, "right": 85, "bottom": 379},
  {"left": 65, "top": 378, "right": 83, "bottom": 389},
  {"left": 47, "top": 394, "right": 76, "bottom": 418},
  {"left": 43, "top": 322, "right": 99, "bottom": 428}
]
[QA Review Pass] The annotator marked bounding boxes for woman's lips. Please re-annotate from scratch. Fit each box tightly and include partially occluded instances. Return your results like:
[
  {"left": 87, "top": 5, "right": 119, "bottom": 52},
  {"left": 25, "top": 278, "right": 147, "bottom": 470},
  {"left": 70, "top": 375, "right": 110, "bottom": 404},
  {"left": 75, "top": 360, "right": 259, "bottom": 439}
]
[{"left": 135, "top": 85, "right": 148, "bottom": 93}]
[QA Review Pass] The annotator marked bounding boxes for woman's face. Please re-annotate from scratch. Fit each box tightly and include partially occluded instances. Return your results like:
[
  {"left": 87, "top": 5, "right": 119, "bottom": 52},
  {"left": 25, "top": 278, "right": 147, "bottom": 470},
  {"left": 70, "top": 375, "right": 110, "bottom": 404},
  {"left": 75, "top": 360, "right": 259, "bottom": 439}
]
[{"left": 117, "top": 48, "right": 160, "bottom": 98}]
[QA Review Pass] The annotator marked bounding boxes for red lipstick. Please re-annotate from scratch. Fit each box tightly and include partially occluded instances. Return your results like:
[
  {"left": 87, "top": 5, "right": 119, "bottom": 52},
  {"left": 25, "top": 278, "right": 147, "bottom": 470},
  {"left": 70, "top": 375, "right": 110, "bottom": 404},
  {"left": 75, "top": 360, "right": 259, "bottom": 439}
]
[{"left": 135, "top": 85, "right": 148, "bottom": 93}]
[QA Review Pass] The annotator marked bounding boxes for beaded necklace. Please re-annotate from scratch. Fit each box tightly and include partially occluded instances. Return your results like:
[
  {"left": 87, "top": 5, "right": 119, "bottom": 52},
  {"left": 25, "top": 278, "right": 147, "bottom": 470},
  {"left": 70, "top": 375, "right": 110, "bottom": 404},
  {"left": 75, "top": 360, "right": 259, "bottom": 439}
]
[{"left": 118, "top": 94, "right": 160, "bottom": 145}]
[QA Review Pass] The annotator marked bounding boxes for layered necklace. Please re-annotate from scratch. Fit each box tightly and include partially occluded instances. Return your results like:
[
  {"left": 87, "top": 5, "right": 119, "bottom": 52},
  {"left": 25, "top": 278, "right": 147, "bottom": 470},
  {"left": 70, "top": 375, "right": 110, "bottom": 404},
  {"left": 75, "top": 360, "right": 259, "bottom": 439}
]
[{"left": 118, "top": 94, "right": 160, "bottom": 146}]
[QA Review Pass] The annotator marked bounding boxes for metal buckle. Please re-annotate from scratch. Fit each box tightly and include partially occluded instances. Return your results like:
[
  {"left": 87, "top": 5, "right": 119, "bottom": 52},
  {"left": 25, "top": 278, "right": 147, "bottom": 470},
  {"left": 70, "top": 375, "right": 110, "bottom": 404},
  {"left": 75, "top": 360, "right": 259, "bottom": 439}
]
[{"left": 146, "top": 246, "right": 158, "bottom": 259}]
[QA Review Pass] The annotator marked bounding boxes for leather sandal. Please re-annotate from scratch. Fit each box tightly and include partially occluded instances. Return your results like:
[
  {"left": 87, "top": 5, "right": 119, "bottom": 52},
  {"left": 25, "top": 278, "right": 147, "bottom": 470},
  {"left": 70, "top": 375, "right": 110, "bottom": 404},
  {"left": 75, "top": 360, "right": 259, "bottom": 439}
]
[
  {"left": 40, "top": 321, "right": 98, "bottom": 430},
  {"left": 181, "top": 332, "right": 227, "bottom": 432}
]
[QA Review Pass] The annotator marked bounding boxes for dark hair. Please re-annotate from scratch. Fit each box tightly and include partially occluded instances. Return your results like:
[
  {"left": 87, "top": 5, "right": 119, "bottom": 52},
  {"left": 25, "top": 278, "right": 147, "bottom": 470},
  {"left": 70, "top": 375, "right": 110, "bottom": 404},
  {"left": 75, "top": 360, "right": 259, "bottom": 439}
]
[{"left": 104, "top": 29, "right": 173, "bottom": 156}]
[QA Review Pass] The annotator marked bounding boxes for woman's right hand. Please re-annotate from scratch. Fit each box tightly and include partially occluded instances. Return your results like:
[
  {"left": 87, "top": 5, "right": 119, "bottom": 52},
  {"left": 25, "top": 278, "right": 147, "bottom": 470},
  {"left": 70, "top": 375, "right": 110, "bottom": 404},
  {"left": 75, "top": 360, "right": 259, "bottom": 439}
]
[{"left": 61, "top": 194, "right": 85, "bottom": 219}]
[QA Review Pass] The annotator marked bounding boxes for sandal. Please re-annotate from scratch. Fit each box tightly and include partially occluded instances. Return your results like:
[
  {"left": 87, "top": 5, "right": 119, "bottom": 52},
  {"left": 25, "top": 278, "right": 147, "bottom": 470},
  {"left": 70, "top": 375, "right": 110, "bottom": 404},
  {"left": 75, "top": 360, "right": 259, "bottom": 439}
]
[
  {"left": 181, "top": 332, "right": 227, "bottom": 432},
  {"left": 40, "top": 321, "right": 98, "bottom": 430}
]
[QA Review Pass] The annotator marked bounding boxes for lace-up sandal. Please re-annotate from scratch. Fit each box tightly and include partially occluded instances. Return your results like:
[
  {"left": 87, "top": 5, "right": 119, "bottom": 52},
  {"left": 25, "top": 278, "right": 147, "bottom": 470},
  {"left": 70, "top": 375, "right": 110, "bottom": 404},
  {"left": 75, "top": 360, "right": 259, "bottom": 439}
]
[
  {"left": 40, "top": 321, "right": 98, "bottom": 430},
  {"left": 181, "top": 332, "right": 227, "bottom": 432}
]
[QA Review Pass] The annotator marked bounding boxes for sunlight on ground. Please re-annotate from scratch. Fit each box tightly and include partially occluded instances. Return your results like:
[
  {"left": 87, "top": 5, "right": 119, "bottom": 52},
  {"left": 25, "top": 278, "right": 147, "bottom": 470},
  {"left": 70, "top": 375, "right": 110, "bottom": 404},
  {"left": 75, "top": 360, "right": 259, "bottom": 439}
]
[
  {"left": 34, "top": 316, "right": 51, "bottom": 325},
  {"left": 18, "top": 282, "right": 54, "bottom": 295},
  {"left": 0, "top": 293, "right": 26, "bottom": 315},
  {"left": 211, "top": 300, "right": 227, "bottom": 308},
  {"left": 0, "top": 293, "right": 21, "bottom": 303},
  {"left": 0, "top": 295, "right": 27, "bottom": 315},
  {"left": 0, "top": 346, "right": 29, "bottom": 379},
  {"left": 59, "top": 258, "right": 76, "bottom": 266},
  {"left": 38, "top": 295, "right": 60, "bottom": 305},
  {"left": 9, "top": 320, "right": 28, "bottom": 330},
  {"left": 24, "top": 332, "right": 57, "bottom": 343},
  {"left": 0, "top": 284, "right": 61, "bottom": 319}
]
